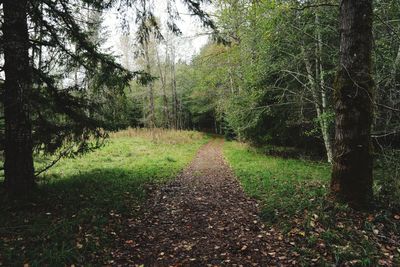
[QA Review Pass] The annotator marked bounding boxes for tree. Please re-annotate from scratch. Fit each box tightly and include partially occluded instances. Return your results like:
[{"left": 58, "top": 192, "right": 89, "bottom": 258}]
[
  {"left": 330, "top": 0, "right": 374, "bottom": 208},
  {"left": 1, "top": 0, "right": 215, "bottom": 194},
  {"left": 1, "top": 0, "right": 132, "bottom": 194},
  {"left": 3, "top": 0, "right": 35, "bottom": 193},
  {"left": 155, "top": 41, "right": 171, "bottom": 128}
]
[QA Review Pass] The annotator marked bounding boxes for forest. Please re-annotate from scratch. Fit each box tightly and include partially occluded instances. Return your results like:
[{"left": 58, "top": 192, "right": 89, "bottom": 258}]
[{"left": 0, "top": 0, "right": 399, "bottom": 266}]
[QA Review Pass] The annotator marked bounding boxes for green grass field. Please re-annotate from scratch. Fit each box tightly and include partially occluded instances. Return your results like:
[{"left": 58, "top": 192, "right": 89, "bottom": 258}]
[
  {"left": 223, "top": 141, "right": 399, "bottom": 266},
  {"left": 223, "top": 141, "right": 331, "bottom": 222},
  {"left": 0, "top": 129, "right": 208, "bottom": 266},
  {"left": 1, "top": 133, "right": 398, "bottom": 266}
]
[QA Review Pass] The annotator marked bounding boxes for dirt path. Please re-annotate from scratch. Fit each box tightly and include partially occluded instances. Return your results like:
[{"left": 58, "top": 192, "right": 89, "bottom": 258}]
[{"left": 115, "top": 139, "right": 293, "bottom": 266}]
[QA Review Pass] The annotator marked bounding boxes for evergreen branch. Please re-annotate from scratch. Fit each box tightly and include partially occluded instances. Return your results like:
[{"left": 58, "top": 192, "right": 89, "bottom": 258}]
[{"left": 34, "top": 148, "right": 71, "bottom": 177}]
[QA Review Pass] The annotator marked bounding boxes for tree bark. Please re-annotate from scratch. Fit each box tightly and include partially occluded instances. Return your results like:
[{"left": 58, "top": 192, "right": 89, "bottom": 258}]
[
  {"left": 3, "top": 0, "right": 35, "bottom": 193},
  {"left": 331, "top": 0, "right": 374, "bottom": 208}
]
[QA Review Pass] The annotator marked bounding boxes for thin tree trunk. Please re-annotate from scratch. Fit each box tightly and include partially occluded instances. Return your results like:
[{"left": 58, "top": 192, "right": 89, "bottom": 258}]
[
  {"left": 178, "top": 97, "right": 183, "bottom": 129},
  {"left": 156, "top": 47, "right": 170, "bottom": 128},
  {"left": 388, "top": 45, "right": 400, "bottom": 86},
  {"left": 144, "top": 40, "right": 155, "bottom": 128},
  {"left": 382, "top": 44, "right": 400, "bottom": 131},
  {"left": 3, "top": 0, "right": 35, "bottom": 193},
  {"left": 32, "top": 2, "right": 43, "bottom": 71},
  {"left": 302, "top": 45, "right": 333, "bottom": 163},
  {"left": 331, "top": 0, "right": 374, "bottom": 208},
  {"left": 227, "top": 56, "right": 235, "bottom": 94},
  {"left": 316, "top": 12, "right": 333, "bottom": 163},
  {"left": 38, "top": 3, "right": 43, "bottom": 72},
  {"left": 214, "top": 116, "right": 218, "bottom": 134},
  {"left": 170, "top": 46, "right": 178, "bottom": 129}
]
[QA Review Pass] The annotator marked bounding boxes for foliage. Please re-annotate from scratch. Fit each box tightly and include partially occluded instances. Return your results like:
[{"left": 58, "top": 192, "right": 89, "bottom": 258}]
[
  {"left": 0, "top": 130, "right": 208, "bottom": 266},
  {"left": 24, "top": 0, "right": 134, "bottom": 157},
  {"left": 176, "top": 44, "right": 231, "bottom": 132},
  {"left": 170, "top": 0, "right": 340, "bottom": 159},
  {"left": 167, "top": 0, "right": 400, "bottom": 165},
  {"left": 0, "top": 0, "right": 220, "bottom": 191},
  {"left": 375, "top": 149, "right": 400, "bottom": 211}
]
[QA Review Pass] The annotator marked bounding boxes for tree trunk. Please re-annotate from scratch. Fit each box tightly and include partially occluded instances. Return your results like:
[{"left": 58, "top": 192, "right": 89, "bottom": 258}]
[
  {"left": 3, "top": 0, "right": 35, "bottom": 193},
  {"left": 382, "top": 44, "right": 400, "bottom": 132},
  {"left": 315, "top": 12, "right": 333, "bottom": 163},
  {"left": 302, "top": 44, "right": 333, "bottom": 163},
  {"left": 388, "top": 45, "right": 400, "bottom": 86},
  {"left": 170, "top": 47, "right": 179, "bottom": 129},
  {"left": 156, "top": 47, "right": 170, "bottom": 128},
  {"left": 144, "top": 40, "right": 155, "bottom": 128},
  {"left": 331, "top": 0, "right": 374, "bottom": 208}
]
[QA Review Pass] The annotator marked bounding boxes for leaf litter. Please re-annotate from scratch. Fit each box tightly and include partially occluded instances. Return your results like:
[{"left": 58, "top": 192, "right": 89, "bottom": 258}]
[{"left": 113, "top": 140, "right": 296, "bottom": 266}]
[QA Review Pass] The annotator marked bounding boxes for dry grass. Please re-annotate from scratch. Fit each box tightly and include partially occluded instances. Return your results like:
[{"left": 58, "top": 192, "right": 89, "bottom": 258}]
[{"left": 110, "top": 128, "right": 206, "bottom": 144}]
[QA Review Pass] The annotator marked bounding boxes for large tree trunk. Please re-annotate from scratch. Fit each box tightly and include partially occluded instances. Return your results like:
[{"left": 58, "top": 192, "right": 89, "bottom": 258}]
[
  {"left": 3, "top": 0, "right": 35, "bottom": 193},
  {"left": 331, "top": 0, "right": 374, "bottom": 208}
]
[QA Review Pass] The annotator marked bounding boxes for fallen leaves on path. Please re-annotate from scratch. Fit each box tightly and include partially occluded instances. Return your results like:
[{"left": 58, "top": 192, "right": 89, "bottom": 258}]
[{"left": 113, "top": 139, "right": 296, "bottom": 266}]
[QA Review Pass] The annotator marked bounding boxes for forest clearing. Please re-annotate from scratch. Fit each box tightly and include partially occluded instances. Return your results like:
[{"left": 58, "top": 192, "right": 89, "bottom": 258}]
[
  {"left": 1, "top": 0, "right": 400, "bottom": 266},
  {"left": 1, "top": 129, "right": 399, "bottom": 265}
]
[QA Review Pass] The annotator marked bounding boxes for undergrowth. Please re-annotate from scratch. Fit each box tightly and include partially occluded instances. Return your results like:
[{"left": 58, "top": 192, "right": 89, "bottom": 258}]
[
  {"left": 0, "top": 129, "right": 208, "bottom": 266},
  {"left": 224, "top": 141, "right": 400, "bottom": 266}
]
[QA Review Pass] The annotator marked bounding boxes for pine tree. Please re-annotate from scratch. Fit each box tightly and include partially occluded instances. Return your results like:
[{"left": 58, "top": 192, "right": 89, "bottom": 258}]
[
  {"left": 1, "top": 0, "right": 215, "bottom": 194},
  {"left": 3, "top": 0, "right": 35, "bottom": 193},
  {"left": 2, "top": 0, "right": 132, "bottom": 193}
]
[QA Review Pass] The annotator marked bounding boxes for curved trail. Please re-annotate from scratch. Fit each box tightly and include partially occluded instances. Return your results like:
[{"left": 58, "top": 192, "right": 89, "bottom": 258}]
[{"left": 115, "top": 139, "right": 293, "bottom": 266}]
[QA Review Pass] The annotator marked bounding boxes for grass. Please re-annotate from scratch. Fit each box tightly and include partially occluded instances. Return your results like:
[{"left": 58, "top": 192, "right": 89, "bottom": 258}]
[
  {"left": 0, "top": 128, "right": 208, "bottom": 266},
  {"left": 223, "top": 141, "right": 400, "bottom": 266},
  {"left": 223, "top": 141, "right": 331, "bottom": 222}
]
